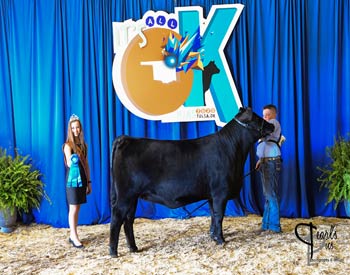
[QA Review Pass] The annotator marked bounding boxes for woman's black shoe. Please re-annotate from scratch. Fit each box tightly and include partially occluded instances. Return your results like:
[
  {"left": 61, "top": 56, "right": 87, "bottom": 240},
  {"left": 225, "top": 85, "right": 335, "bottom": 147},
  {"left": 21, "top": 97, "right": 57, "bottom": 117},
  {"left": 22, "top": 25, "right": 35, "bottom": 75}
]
[{"left": 69, "top": 238, "right": 84, "bottom": 249}]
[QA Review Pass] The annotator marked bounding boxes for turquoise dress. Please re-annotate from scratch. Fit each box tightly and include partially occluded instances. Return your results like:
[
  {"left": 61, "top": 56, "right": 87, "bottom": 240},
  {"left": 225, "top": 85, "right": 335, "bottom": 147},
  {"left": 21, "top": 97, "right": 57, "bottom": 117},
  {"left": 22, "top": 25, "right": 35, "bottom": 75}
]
[{"left": 65, "top": 144, "right": 88, "bottom": 205}]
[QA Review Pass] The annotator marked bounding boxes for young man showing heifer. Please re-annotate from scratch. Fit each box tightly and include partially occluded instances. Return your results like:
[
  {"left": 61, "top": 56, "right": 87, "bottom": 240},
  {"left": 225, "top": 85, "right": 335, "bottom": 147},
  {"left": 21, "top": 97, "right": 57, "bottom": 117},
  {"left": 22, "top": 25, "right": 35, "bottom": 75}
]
[{"left": 255, "top": 104, "right": 283, "bottom": 233}]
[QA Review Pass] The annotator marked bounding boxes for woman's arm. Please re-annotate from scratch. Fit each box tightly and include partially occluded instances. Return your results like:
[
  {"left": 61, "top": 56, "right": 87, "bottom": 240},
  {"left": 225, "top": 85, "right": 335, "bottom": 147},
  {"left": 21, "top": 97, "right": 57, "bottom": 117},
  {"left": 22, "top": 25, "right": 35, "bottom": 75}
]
[{"left": 63, "top": 143, "right": 72, "bottom": 167}]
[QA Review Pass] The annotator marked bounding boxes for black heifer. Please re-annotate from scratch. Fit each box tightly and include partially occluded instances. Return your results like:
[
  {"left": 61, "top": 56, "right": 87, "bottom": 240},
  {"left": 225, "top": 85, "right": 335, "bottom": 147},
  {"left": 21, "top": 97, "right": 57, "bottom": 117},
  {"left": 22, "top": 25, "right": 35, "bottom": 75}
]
[{"left": 109, "top": 107, "right": 274, "bottom": 257}]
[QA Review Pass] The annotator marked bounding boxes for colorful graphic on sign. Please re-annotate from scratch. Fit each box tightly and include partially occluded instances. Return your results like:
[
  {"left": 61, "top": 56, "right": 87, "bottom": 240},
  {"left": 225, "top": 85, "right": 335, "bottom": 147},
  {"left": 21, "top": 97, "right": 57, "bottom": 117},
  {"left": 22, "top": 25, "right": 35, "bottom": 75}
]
[{"left": 112, "top": 4, "right": 244, "bottom": 126}]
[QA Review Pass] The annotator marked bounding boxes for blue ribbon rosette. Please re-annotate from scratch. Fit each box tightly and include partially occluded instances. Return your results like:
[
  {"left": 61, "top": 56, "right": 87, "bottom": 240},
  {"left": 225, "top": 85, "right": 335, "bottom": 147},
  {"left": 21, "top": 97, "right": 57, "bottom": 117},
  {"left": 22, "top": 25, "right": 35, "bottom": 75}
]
[{"left": 66, "top": 154, "right": 82, "bottom": 188}]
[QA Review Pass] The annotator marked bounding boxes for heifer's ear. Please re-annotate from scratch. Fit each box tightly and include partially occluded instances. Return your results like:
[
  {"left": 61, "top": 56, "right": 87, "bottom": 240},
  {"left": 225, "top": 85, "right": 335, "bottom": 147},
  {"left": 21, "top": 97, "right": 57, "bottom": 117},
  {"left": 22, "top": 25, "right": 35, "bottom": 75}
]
[
  {"left": 235, "top": 107, "right": 250, "bottom": 122},
  {"left": 246, "top": 107, "right": 253, "bottom": 120}
]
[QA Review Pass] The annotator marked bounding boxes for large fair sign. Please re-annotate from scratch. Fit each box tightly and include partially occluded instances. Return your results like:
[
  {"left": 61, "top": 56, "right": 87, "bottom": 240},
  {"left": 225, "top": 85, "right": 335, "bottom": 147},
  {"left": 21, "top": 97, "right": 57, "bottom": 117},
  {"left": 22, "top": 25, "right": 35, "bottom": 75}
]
[{"left": 112, "top": 4, "right": 244, "bottom": 127}]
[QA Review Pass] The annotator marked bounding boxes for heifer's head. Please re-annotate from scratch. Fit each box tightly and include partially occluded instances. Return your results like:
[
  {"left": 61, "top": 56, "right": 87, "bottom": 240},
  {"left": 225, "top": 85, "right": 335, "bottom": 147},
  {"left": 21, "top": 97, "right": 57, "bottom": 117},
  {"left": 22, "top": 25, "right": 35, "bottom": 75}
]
[{"left": 234, "top": 107, "right": 274, "bottom": 138}]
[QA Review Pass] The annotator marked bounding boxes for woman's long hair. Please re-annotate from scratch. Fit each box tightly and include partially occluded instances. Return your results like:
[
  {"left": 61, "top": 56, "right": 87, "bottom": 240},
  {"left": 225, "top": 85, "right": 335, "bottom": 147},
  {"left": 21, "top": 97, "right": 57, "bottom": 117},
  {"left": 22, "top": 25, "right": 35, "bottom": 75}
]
[{"left": 65, "top": 114, "right": 87, "bottom": 157}]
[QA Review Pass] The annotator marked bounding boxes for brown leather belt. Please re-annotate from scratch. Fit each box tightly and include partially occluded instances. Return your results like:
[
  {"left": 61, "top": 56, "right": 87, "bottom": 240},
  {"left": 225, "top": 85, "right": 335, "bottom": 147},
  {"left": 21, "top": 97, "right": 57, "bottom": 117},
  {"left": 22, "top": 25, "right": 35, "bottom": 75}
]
[{"left": 260, "top": 156, "right": 281, "bottom": 162}]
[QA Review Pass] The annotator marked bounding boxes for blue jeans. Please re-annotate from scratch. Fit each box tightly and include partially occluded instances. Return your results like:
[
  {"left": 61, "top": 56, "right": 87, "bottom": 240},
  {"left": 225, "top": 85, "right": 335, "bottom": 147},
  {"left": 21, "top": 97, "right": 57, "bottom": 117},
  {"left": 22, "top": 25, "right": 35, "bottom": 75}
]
[{"left": 259, "top": 158, "right": 281, "bottom": 232}]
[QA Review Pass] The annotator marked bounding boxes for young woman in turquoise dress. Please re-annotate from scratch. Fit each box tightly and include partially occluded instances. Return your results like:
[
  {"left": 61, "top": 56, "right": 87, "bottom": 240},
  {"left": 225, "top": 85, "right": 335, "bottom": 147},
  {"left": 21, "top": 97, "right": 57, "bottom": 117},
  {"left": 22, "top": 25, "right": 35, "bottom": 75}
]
[{"left": 63, "top": 114, "right": 92, "bottom": 248}]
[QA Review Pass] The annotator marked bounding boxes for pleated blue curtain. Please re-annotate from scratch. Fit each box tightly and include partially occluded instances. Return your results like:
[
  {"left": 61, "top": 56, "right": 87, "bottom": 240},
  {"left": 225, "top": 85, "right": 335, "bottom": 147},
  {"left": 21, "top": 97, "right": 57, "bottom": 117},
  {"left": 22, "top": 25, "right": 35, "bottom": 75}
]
[{"left": 0, "top": 0, "right": 349, "bottom": 227}]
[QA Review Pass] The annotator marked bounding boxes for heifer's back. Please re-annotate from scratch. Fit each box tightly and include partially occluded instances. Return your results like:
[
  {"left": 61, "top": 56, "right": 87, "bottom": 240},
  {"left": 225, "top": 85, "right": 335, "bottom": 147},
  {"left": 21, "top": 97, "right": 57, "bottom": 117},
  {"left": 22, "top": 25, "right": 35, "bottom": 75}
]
[{"left": 109, "top": 107, "right": 274, "bottom": 257}]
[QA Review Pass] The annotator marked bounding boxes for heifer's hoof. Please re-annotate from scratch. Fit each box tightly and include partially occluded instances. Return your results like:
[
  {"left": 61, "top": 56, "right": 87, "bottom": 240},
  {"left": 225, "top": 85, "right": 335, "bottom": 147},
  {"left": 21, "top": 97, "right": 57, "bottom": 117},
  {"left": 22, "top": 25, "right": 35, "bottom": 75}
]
[{"left": 129, "top": 245, "right": 138, "bottom": 253}]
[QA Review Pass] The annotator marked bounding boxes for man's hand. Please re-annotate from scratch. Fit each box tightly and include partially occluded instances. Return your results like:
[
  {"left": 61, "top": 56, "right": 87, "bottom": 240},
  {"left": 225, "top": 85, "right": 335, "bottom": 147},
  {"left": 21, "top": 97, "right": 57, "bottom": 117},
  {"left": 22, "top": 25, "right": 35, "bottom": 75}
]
[{"left": 255, "top": 159, "right": 261, "bottom": 170}]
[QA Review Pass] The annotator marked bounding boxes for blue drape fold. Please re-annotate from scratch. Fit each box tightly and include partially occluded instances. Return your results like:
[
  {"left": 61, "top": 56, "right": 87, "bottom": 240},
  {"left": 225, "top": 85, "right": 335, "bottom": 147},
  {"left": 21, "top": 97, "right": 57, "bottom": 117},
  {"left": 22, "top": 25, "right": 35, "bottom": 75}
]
[{"left": 1, "top": 0, "right": 349, "bottom": 227}]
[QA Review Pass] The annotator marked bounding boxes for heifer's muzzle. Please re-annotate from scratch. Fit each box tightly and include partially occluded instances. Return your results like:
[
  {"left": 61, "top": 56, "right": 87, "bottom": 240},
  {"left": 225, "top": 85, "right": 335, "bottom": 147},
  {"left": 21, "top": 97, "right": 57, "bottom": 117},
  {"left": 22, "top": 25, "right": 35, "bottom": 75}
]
[{"left": 260, "top": 120, "right": 275, "bottom": 137}]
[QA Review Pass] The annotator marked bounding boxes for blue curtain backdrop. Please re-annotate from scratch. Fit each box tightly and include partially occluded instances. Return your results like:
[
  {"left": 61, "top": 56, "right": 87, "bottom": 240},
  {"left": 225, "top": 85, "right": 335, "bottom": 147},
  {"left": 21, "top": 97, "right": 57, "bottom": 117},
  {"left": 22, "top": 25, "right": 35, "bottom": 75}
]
[{"left": 0, "top": 0, "right": 349, "bottom": 227}]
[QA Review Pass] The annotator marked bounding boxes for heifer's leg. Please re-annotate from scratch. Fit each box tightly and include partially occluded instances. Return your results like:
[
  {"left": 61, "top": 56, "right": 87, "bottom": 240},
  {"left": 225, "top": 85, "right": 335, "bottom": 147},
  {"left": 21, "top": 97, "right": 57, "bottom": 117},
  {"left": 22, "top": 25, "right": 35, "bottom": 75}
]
[
  {"left": 208, "top": 200, "right": 215, "bottom": 238},
  {"left": 123, "top": 198, "right": 138, "bottom": 252},
  {"left": 110, "top": 199, "right": 130, "bottom": 257},
  {"left": 109, "top": 205, "right": 123, "bottom": 257},
  {"left": 109, "top": 181, "right": 120, "bottom": 257},
  {"left": 210, "top": 198, "right": 228, "bottom": 245}
]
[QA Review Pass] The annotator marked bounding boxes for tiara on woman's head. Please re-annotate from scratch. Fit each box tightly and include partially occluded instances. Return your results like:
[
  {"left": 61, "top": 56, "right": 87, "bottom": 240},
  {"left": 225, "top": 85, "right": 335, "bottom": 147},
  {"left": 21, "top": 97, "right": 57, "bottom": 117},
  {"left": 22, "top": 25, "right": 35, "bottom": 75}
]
[{"left": 69, "top": 114, "right": 80, "bottom": 122}]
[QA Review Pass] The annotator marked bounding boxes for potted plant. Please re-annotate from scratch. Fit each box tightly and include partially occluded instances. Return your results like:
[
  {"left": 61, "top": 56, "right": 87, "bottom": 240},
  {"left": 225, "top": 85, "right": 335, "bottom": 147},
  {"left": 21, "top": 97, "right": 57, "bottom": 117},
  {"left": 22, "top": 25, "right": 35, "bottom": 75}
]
[
  {"left": 317, "top": 135, "right": 350, "bottom": 216},
  {"left": 0, "top": 147, "right": 49, "bottom": 233}
]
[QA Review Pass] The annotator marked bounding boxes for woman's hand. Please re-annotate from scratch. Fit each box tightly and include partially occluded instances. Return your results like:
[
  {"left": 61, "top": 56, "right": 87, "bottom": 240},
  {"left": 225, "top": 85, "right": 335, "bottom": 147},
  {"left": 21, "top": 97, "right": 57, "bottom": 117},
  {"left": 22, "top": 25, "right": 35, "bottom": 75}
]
[{"left": 86, "top": 181, "right": 92, "bottom": 194}]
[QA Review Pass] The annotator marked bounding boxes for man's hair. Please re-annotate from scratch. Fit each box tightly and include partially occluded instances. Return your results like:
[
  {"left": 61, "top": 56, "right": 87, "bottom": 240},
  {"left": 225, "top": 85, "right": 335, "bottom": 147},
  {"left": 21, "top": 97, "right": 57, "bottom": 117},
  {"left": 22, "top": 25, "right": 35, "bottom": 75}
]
[{"left": 263, "top": 104, "right": 277, "bottom": 113}]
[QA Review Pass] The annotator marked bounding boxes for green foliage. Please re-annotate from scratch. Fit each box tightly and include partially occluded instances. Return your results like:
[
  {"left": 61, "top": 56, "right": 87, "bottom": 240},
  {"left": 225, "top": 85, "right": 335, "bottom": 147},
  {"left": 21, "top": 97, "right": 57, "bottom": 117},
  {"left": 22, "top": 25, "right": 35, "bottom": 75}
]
[
  {"left": 317, "top": 135, "right": 350, "bottom": 209},
  {"left": 0, "top": 148, "right": 50, "bottom": 215}
]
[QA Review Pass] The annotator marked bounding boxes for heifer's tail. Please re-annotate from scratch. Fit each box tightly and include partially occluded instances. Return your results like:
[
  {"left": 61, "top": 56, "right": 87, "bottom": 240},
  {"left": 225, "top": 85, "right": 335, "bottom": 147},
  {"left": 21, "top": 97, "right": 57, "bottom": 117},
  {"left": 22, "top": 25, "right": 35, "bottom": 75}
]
[
  {"left": 110, "top": 135, "right": 128, "bottom": 170},
  {"left": 110, "top": 136, "right": 128, "bottom": 206},
  {"left": 110, "top": 137, "right": 122, "bottom": 206}
]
